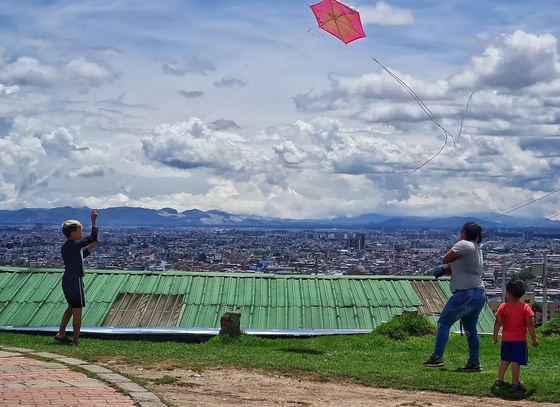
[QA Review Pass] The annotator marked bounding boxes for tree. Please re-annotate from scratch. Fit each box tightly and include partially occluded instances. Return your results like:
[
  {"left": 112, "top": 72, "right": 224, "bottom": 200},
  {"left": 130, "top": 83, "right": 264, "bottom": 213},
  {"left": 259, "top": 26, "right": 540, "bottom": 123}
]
[{"left": 517, "top": 270, "right": 536, "bottom": 282}]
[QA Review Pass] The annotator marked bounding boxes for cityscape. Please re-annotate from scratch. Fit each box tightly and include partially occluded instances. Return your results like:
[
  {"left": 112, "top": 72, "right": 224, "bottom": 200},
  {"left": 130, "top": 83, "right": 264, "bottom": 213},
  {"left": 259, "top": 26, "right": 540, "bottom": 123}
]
[{"left": 1, "top": 224, "right": 559, "bottom": 321}]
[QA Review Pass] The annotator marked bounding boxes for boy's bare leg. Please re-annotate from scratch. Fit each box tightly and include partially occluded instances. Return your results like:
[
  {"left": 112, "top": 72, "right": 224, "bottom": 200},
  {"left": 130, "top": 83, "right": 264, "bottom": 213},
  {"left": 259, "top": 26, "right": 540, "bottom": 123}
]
[
  {"left": 511, "top": 362, "right": 521, "bottom": 384},
  {"left": 496, "top": 360, "right": 509, "bottom": 382},
  {"left": 71, "top": 308, "right": 82, "bottom": 345},
  {"left": 56, "top": 305, "right": 73, "bottom": 338}
]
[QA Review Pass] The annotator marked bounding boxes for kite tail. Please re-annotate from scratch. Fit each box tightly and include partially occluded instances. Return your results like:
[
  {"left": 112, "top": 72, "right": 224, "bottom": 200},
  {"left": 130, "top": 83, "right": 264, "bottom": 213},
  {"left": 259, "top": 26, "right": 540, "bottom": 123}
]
[
  {"left": 456, "top": 91, "right": 474, "bottom": 145},
  {"left": 371, "top": 57, "right": 457, "bottom": 146},
  {"left": 368, "top": 56, "right": 474, "bottom": 175}
]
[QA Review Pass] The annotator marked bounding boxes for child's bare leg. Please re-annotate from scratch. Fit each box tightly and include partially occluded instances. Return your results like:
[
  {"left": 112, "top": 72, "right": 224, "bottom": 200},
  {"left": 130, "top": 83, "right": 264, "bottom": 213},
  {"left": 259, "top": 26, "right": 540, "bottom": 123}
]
[
  {"left": 511, "top": 362, "right": 521, "bottom": 385},
  {"left": 56, "top": 305, "right": 73, "bottom": 338},
  {"left": 497, "top": 361, "right": 510, "bottom": 382},
  {"left": 71, "top": 308, "right": 82, "bottom": 345}
]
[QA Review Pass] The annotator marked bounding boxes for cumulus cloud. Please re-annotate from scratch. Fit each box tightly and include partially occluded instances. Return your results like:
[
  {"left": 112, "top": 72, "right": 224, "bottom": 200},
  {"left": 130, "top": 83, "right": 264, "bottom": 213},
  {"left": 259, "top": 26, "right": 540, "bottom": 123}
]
[
  {"left": 68, "top": 165, "right": 110, "bottom": 178},
  {"left": 450, "top": 30, "right": 560, "bottom": 90},
  {"left": 209, "top": 119, "right": 240, "bottom": 131},
  {"left": 140, "top": 118, "right": 284, "bottom": 185},
  {"left": 0, "top": 57, "right": 58, "bottom": 86},
  {"left": 273, "top": 141, "right": 308, "bottom": 165},
  {"left": 65, "top": 57, "right": 118, "bottom": 87},
  {"left": 0, "top": 83, "right": 19, "bottom": 95},
  {"left": 359, "top": 2, "right": 415, "bottom": 26},
  {"left": 214, "top": 76, "right": 245, "bottom": 88},
  {"left": 0, "top": 54, "right": 118, "bottom": 89},
  {"left": 178, "top": 90, "right": 204, "bottom": 99},
  {"left": 162, "top": 63, "right": 186, "bottom": 76},
  {"left": 162, "top": 57, "right": 216, "bottom": 76},
  {"left": 0, "top": 0, "right": 559, "bottom": 220}
]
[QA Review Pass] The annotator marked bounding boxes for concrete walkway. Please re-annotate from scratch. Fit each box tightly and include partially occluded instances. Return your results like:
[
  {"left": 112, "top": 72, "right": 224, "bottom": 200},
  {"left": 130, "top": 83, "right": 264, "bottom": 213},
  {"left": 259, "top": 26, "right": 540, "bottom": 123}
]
[{"left": 0, "top": 345, "right": 166, "bottom": 407}]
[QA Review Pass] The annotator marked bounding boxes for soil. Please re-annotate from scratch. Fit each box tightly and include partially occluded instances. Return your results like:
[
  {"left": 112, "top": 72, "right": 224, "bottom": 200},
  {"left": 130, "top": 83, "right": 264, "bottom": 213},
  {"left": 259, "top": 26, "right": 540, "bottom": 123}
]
[{"left": 102, "top": 361, "right": 558, "bottom": 407}]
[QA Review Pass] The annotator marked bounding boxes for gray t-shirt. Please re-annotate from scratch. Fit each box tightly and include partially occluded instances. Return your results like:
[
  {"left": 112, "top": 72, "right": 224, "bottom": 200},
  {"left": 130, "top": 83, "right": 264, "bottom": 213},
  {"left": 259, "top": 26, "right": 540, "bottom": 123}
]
[{"left": 449, "top": 239, "right": 484, "bottom": 293}]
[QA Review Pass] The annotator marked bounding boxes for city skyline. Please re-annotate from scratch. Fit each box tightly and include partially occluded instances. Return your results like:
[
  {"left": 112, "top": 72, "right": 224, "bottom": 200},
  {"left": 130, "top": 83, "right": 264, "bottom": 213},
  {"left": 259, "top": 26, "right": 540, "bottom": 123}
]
[{"left": 0, "top": 1, "right": 559, "bottom": 220}]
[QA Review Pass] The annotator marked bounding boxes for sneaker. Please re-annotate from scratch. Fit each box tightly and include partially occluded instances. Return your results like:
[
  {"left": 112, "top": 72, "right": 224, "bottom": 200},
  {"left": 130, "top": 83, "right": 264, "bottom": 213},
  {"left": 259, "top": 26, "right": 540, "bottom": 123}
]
[
  {"left": 512, "top": 380, "right": 524, "bottom": 388},
  {"left": 494, "top": 379, "right": 507, "bottom": 387},
  {"left": 422, "top": 354, "right": 444, "bottom": 367},
  {"left": 458, "top": 361, "right": 482, "bottom": 372}
]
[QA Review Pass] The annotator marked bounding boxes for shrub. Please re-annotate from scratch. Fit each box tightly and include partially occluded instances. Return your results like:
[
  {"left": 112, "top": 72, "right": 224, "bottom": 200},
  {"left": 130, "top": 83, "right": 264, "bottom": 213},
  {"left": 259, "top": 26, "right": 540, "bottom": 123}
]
[
  {"left": 538, "top": 315, "right": 560, "bottom": 336},
  {"left": 374, "top": 311, "right": 435, "bottom": 340}
]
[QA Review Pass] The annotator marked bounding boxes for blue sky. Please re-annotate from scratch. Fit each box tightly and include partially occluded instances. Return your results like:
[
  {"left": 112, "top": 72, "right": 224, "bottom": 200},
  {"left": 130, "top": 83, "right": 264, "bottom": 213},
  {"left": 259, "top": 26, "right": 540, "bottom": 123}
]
[{"left": 1, "top": 0, "right": 560, "bottom": 220}]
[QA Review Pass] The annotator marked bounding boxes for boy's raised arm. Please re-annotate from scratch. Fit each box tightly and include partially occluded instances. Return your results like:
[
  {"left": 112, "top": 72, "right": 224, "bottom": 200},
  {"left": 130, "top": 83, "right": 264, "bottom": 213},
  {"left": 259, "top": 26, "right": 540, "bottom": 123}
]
[{"left": 90, "top": 210, "right": 98, "bottom": 240}]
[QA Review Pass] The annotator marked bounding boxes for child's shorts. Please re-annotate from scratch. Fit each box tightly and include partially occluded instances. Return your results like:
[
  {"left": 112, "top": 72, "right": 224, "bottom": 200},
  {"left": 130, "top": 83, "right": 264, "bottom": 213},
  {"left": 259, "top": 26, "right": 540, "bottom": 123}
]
[
  {"left": 500, "top": 341, "right": 528, "bottom": 365},
  {"left": 62, "top": 276, "right": 86, "bottom": 308}
]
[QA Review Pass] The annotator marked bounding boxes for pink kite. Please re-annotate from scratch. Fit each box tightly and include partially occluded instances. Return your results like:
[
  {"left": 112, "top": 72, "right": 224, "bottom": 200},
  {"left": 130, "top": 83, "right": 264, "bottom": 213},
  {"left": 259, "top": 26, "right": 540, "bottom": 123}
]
[{"left": 310, "top": 0, "right": 366, "bottom": 45}]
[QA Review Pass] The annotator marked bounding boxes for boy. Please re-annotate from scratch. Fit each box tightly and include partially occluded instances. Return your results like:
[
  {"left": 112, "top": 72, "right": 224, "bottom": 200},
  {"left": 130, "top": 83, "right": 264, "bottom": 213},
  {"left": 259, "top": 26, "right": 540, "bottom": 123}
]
[
  {"left": 493, "top": 279, "right": 539, "bottom": 387},
  {"left": 55, "top": 210, "right": 99, "bottom": 346}
]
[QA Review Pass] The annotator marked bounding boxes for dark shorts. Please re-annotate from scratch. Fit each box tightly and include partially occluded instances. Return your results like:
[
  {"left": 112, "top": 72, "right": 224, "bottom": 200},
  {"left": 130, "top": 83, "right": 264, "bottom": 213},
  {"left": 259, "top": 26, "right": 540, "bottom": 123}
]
[
  {"left": 501, "top": 341, "right": 528, "bottom": 365},
  {"left": 62, "top": 276, "right": 86, "bottom": 309}
]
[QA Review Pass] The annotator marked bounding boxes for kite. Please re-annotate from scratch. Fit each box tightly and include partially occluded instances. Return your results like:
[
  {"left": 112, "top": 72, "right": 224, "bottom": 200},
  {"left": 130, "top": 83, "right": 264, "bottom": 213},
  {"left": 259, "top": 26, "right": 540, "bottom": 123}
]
[
  {"left": 309, "top": 0, "right": 473, "bottom": 175},
  {"left": 309, "top": 0, "right": 366, "bottom": 45}
]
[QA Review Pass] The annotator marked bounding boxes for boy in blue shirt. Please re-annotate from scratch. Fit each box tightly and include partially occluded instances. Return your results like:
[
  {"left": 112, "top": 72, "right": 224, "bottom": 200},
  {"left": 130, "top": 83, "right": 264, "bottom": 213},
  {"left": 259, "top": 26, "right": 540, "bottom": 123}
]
[{"left": 54, "top": 210, "right": 98, "bottom": 346}]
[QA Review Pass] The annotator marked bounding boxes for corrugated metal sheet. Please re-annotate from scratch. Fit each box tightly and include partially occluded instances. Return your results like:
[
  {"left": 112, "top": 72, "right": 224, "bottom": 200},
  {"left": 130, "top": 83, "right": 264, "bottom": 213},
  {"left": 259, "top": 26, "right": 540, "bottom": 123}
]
[
  {"left": 0, "top": 267, "right": 495, "bottom": 333},
  {"left": 410, "top": 279, "right": 496, "bottom": 334},
  {"left": 103, "top": 294, "right": 185, "bottom": 327}
]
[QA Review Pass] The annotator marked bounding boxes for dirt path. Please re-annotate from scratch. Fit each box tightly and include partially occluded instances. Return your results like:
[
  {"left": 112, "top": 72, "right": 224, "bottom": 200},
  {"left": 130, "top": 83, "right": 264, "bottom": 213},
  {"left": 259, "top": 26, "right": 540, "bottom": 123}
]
[{"left": 105, "top": 363, "right": 557, "bottom": 407}]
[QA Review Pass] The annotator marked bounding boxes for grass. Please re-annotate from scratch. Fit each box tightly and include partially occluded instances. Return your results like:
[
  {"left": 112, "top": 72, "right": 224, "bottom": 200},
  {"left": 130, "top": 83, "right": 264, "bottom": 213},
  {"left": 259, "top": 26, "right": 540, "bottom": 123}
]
[{"left": 1, "top": 330, "right": 559, "bottom": 402}]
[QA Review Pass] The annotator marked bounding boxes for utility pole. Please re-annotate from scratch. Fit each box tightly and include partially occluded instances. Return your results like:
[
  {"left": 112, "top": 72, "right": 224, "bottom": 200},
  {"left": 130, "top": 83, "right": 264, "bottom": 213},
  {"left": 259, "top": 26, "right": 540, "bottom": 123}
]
[
  {"left": 501, "top": 257, "right": 506, "bottom": 303},
  {"left": 543, "top": 253, "right": 548, "bottom": 324}
]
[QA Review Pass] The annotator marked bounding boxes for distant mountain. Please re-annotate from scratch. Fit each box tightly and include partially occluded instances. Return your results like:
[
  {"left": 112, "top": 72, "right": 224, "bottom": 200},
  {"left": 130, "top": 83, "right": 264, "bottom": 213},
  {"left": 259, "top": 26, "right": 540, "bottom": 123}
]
[{"left": 0, "top": 206, "right": 558, "bottom": 230}]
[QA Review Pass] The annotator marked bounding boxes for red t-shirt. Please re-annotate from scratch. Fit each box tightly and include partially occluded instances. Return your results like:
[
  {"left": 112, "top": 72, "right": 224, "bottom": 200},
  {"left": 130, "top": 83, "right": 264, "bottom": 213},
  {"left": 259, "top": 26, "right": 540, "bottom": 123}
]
[{"left": 496, "top": 302, "right": 535, "bottom": 342}]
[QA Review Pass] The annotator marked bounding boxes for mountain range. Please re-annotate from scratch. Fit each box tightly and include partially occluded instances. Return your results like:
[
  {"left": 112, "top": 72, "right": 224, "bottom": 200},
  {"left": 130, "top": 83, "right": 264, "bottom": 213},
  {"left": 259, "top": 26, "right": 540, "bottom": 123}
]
[{"left": 0, "top": 206, "right": 558, "bottom": 230}]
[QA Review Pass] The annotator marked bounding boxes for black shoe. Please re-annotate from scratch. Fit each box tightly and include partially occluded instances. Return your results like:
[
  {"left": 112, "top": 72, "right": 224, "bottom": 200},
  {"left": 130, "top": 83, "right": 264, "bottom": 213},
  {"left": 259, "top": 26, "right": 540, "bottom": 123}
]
[
  {"left": 458, "top": 361, "right": 482, "bottom": 371},
  {"left": 422, "top": 354, "right": 444, "bottom": 367},
  {"left": 54, "top": 335, "right": 71, "bottom": 344}
]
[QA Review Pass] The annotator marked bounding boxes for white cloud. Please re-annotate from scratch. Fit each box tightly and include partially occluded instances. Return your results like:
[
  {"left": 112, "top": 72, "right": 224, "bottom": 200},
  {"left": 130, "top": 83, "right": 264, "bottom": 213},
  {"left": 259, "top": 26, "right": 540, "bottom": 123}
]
[
  {"left": 0, "top": 54, "right": 118, "bottom": 89},
  {"left": 0, "top": 83, "right": 19, "bottom": 95},
  {"left": 0, "top": 0, "right": 559, "bottom": 221},
  {"left": 359, "top": 2, "right": 415, "bottom": 26},
  {"left": 450, "top": 30, "right": 560, "bottom": 90}
]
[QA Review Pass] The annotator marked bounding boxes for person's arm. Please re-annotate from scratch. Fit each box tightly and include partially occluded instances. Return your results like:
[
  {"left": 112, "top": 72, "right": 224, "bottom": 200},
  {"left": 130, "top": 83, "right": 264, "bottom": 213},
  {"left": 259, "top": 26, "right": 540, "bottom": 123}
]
[
  {"left": 87, "top": 238, "right": 98, "bottom": 252},
  {"left": 90, "top": 210, "right": 98, "bottom": 240},
  {"left": 75, "top": 211, "right": 99, "bottom": 248},
  {"left": 493, "top": 315, "right": 502, "bottom": 344},
  {"left": 85, "top": 239, "right": 98, "bottom": 255},
  {"left": 527, "top": 316, "right": 539, "bottom": 347},
  {"left": 442, "top": 248, "right": 459, "bottom": 264}
]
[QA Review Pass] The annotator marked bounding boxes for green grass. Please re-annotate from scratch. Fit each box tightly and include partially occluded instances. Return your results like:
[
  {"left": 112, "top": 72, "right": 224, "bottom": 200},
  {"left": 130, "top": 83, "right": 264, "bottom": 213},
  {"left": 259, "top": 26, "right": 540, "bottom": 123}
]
[{"left": 1, "top": 331, "right": 559, "bottom": 402}]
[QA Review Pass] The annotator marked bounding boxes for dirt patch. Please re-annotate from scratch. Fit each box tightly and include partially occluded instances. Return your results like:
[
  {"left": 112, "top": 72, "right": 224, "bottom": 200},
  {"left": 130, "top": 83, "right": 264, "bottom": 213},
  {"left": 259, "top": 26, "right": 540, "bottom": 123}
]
[{"left": 103, "top": 363, "right": 558, "bottom": 407}]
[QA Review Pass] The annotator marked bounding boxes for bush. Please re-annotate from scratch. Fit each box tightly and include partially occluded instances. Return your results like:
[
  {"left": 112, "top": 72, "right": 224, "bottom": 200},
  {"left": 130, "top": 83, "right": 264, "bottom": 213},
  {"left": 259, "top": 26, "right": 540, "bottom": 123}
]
[
  {"left": 538, "top": 315, "right": 560, "bottom": 336},
  {"left": 374, "top": 311, "right": 435, "bottom": 340}
]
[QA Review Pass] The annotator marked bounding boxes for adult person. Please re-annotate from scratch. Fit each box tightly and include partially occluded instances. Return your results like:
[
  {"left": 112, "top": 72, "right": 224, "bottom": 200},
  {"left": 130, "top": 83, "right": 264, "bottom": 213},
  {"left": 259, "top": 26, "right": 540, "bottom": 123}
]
[{"left": 423, "top": 222, "right": 486, "bottom": 371}]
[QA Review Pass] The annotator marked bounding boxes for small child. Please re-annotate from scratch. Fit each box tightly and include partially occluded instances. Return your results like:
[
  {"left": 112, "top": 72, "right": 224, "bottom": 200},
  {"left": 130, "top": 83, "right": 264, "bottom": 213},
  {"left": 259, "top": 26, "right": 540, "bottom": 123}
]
[
  {"left": 55, "top": 210, "right": 99, "bottom": 346},
  {"left": 493, "top": 279, "right": 539, "bottom": 387}
]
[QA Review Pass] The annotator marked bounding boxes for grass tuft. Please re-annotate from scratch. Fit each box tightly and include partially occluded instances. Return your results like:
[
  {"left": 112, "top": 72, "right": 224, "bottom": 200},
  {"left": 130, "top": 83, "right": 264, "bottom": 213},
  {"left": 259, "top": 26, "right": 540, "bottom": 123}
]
[
  {"left": 538, "top": 315, "right": 560, "bottom": 336},
  {"left": 374, "top": 312, "right": 435, "bottom": 340}
]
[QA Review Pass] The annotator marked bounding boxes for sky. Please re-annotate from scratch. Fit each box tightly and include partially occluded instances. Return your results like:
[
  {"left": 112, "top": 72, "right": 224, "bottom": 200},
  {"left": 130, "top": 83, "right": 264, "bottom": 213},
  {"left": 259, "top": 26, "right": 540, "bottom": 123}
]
[{"left": 0, "top": 0, "right": 560, "bottom": 221}]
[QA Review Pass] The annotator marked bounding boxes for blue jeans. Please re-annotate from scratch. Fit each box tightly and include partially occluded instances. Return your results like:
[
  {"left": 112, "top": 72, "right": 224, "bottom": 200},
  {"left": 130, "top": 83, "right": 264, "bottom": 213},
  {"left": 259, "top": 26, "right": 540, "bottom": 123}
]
[{"left": 434, "top": 288, "right": 486, "bottom": 363}]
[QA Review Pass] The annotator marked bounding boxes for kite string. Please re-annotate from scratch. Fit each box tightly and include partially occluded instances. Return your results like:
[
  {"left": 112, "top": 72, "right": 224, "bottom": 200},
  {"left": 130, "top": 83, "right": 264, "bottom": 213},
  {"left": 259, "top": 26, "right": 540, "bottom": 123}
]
[
  {"left": 363, "top": 42, "right": 474, "bottom": 175},
  {"left": 481, "top": 186, "right": 560, "bottom": 225},
  {"left": 96, "top": 28, "right": 315, "bottom": 210}
]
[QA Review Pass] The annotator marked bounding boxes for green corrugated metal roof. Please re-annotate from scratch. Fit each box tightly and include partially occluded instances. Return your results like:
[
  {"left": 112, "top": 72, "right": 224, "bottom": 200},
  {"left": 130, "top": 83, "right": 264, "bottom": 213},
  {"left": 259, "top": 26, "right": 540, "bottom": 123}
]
[{"left": 0, "top": 267, "right": 495, "bottom": 333}]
